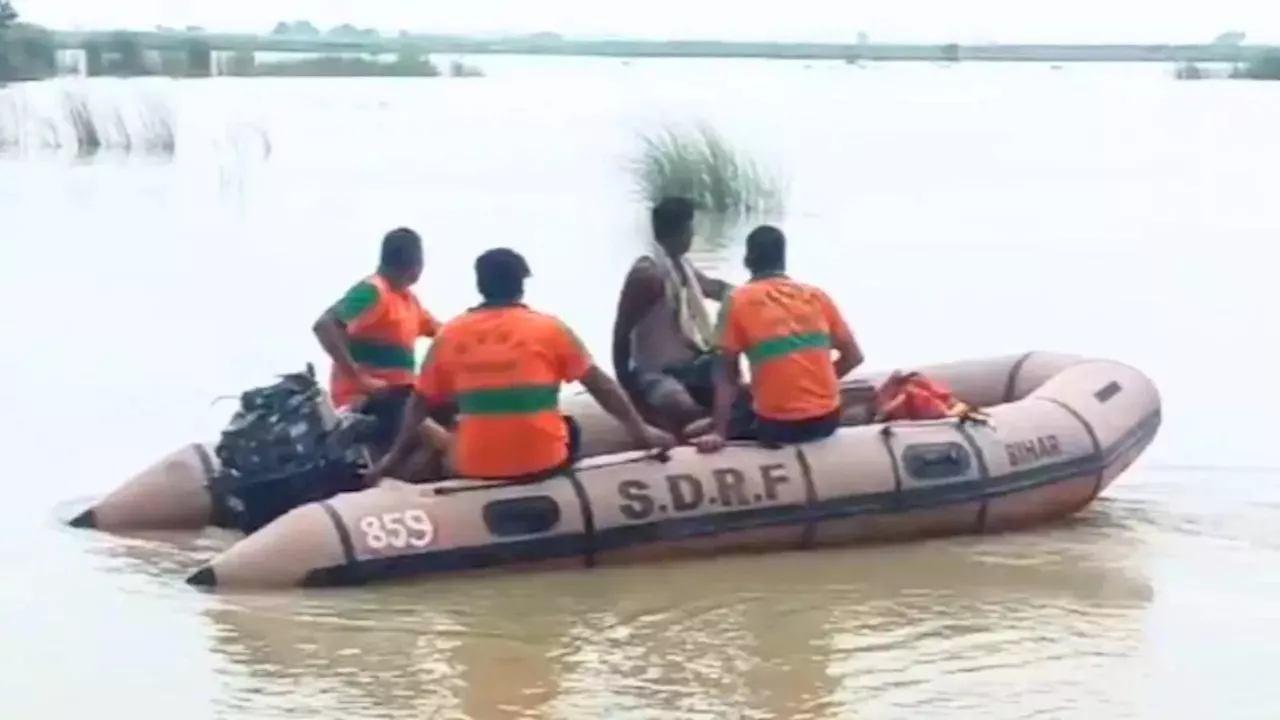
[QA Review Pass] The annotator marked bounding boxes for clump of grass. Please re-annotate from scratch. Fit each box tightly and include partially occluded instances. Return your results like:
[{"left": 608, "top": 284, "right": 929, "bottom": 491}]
[
  {"left": 60, "top": 91, "right": 107, "bottom": 154},
  {"left": 59, "top": 90, "right": 176, "bottom": 157},
  {"left": 0, "top": 90, "right": 57, "bottom": 153},
  {"left": 134, "top": 95, "right": 175, "bottom": 155},
  {"left": 0, "top": 94, "right": 17, "bottom": 152},
  {"left": 0, "top": 86, "right": 177, "bottom": 157},
  {"left": 630, "top": 122, "right": 785, "bottom": 219}
]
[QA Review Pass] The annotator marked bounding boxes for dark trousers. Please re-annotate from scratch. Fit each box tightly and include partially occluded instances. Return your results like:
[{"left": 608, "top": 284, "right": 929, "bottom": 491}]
[
  {"left": 354, "top": 385, "right": 414, "bottom": 451},
  {"left": 633, "top": 352, "right": 756, "bottom": 438},
  {"left": 752, "top": 410, "right": 841, "bottom": 447}
]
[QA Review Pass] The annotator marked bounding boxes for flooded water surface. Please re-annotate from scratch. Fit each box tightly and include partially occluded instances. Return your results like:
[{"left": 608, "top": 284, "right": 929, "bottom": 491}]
[{"left": 1, "top": 59, "right": 1279, "bottom": 719}]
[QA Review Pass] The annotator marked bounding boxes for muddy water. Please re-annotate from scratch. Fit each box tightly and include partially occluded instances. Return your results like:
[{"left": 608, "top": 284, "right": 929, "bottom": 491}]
[{"left": 1, "top": 59, "right": 1279, "bottom": 719}]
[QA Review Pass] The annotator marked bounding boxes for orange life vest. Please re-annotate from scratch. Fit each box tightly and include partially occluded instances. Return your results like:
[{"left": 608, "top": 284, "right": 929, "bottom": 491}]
[
  {"left": 715, "top": 273, "right": 854, "bottom": 422},
  {"left": 875, "top": 371, "right": 983, "bottom": 422},
  {"left": 415, "top": 303, "right": 592, "bottom": 479},
  {"left": 329, "top": 274, "right": 440, "bottom": 409}
]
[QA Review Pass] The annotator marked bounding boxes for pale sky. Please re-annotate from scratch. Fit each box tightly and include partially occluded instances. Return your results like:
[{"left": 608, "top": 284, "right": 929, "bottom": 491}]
[{"left": 18, "top": 0, "right": 1280, "bottom": 44}]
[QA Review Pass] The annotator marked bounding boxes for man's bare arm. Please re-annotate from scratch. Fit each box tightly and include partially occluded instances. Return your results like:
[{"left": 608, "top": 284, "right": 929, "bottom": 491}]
[
  {"left": 710, "top": 352, "right": 741, "bottom": 438},
  {"left": 611, "top": 264, "right": 664, "bottom": 384},
  {"left": 313, "top": 310, "right": 361, "bottom": 379},
  {"left": 694, "top": 270, "right": 733, "bottom": 302}
]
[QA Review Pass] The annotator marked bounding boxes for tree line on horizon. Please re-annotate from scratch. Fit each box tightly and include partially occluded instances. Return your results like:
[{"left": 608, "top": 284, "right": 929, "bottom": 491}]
[
  {"left": 266, "top": 20, "right": 565, "bottom": 43},
  {"left": 5, "top": 2, "right": 1280, "bottom": 84},
  {"left": 1, "top": 0, "right": 57, "bottom": 82},
  {"left": 0, "top": 1, "right": 480, "bottom": 82}
]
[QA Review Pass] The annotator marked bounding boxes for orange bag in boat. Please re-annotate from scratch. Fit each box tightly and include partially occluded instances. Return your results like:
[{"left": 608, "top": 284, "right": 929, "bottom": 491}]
[{"left": 874, "top": 371, "right": 987, "bottom": 423}]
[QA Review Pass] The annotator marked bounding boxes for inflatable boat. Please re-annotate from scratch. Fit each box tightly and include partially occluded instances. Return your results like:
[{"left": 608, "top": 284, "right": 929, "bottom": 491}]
[
  {"left": 70, "top": 366, "right": 880, "bottom": 535},
  {"left": 184, "top": 351, "right": 1162, "bottom": 589}
]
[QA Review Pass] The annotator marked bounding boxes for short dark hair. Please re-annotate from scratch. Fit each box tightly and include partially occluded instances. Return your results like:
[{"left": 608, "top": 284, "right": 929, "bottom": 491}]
[
  {"left": 475, "top": 247, "right": 531, "bottom": 302},
  {"left": 651, "top": 196, "right": 695, "bottom": 241},
  {"left": 744, "top": 224, "right": 786, "bottom": 273},
  {"left": 380, "top": 227, "right": 422, "bottom": 271}
]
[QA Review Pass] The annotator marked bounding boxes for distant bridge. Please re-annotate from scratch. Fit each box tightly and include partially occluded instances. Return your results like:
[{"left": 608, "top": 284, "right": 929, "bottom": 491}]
[{"left": 46, "top": 30, "right": 1280, "bottom": 63}]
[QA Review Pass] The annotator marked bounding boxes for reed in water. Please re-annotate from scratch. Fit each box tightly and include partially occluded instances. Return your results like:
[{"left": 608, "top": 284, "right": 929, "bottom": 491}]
[
  {"left": 0, "top": 86, "right": 175, "bottom": 157},
  {"left": 630, "top": 122, "right": 785, "bottom": 219}
]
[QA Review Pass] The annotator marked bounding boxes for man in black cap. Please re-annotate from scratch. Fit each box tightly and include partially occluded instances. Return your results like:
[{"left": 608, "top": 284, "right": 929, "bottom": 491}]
[
  {"left": 370, "top": 248, "right": 674, "bottom": 483},
  {"left": 693, "top": 225, "right": 865, "bottom": 453}
]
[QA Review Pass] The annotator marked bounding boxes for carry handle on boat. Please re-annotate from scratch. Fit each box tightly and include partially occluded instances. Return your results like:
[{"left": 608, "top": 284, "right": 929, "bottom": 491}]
[
  {"left": 901, "top": 442, "right": 973, "bottom": 481},
  {"left": 913, "top": 445, "right": 963, "bottom": 466}
]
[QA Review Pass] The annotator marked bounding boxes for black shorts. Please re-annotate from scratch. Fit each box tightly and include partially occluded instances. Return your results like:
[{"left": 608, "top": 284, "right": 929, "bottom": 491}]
[
  {"left": 632, "top": 353, "right": 755, "bottom": 436},
  {"left": 353, "top": 385, "right": 414, "bottom": 449},
  {"left": 751, "top": 409, "right": 841, "bottom": 447},
  {"left": 631, "top": 352, "right": 716, "bottom": 406}
]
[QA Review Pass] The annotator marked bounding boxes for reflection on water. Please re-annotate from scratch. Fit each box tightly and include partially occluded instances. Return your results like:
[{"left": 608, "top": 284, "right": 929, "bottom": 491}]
[
  {"left": 73, "top": 463, "right": 1280, "bottom": 718},
  {"left": 185, "top": 512, "right": 1151, "bottom": 720},
  {"left": 4, "top": 58, "right": 1280, "bottom": 718}
]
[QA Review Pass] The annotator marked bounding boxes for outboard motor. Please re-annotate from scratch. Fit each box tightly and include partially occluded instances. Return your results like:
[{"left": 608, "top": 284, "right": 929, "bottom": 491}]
[{"left": 208, "top": 364, "right": 377, "bottom": 535}]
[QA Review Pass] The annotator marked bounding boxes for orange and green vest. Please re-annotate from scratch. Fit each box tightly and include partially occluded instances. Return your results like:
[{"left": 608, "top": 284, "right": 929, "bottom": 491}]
[
  {"left": 415, "top": 304, "right": 592, "bottom": 479},
  {"left": 715, "top": 273, "right": 851, "bottom": 422},
  {"left": 330, "top": 273, "right": 439, "bottom": 408}
]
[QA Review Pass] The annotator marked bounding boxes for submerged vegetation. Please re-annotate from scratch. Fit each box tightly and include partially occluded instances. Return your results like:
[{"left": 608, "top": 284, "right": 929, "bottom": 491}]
[
  {"left": 0, "top": 86, "right": 176, "bottom": 156},
  {"left": 0, "top": 84, "right": 272, "bottom": 162},
  {"left": 630, "top": 123, "right": 785, "bottom": 222}
]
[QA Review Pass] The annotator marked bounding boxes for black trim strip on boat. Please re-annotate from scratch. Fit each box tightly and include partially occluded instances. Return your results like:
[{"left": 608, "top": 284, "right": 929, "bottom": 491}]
[
  {"left": 432, "top": 476, "right": 547, "bottom": 496},
  {"left": 318, "top": 500, "right": 356, "bottom": 566},
  {"left": 300, "top": 409, "right": 1161, "bottom": 587},
  {"left": 954, "top": 420, "right": 992, "bottom": 533},
  {"left": 1002, "top": 351, "right": 1036, "bottom": 403},
  {"left": 974, "top": 496, "right": 990, "bottom": 533},
  {"left": 193, "top": 443, "right": 216, "bottom": 481},
  {"left": 1037, "top": 396, "right": 1106, "bottom": 500},
  {"left": 66, "top": 507, "right": 97, "bottom": 529},
  {"left": 794, "top": 446, "right": 818, "bottom": 550},
  {"left": 313, "top": 535, "right": 592, "bottom": 586},
  {"left": 879, "top": 428, "right": 905, "bottom": 496},
  {"left": 1037, "top": 398, "right": 1102, "bottom": 453},
  {"left": 564, "top": 469, "right": 597, "bottom": 568},
  {"left": 197, "top": 443, "right": 241, "bottom": 531}
]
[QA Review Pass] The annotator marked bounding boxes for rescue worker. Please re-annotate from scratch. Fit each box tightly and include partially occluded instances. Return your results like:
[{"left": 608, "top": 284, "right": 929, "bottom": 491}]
[
  {"left": 611, "top": 196, "right": 736, "bottom": 438},
  {"left": 312, "top": 227, "right": 440, "bottom": 453},
  {"left": 693, "top": 225, "right": 865, "bottom": 453},
  {"left": 368, "top": 247, "right": 674, "bottom": 484}
]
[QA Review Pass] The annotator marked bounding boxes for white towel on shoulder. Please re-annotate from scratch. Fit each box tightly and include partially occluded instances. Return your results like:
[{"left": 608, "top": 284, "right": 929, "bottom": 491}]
[{"left": 645, "top": 243, "right": 716, "bottom": 353}]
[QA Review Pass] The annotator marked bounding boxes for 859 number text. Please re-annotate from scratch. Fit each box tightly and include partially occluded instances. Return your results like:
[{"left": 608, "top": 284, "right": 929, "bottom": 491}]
[{"left": 357, "top": 509, "right": 435, "bottom": 550}]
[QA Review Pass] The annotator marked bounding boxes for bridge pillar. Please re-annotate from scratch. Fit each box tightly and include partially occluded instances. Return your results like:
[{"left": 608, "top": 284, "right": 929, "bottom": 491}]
[
  {"left": 107, "top": 32, "right": 147, "bottom": 75},
  {"left": 223, "top": 49, "right": 255, "bottom": 76},
  {"left": 83, "top": 42, "right": 105, "bottom": 77},
  {"left": 184, "top": 40, "right": 212, "bottom": 77}
]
